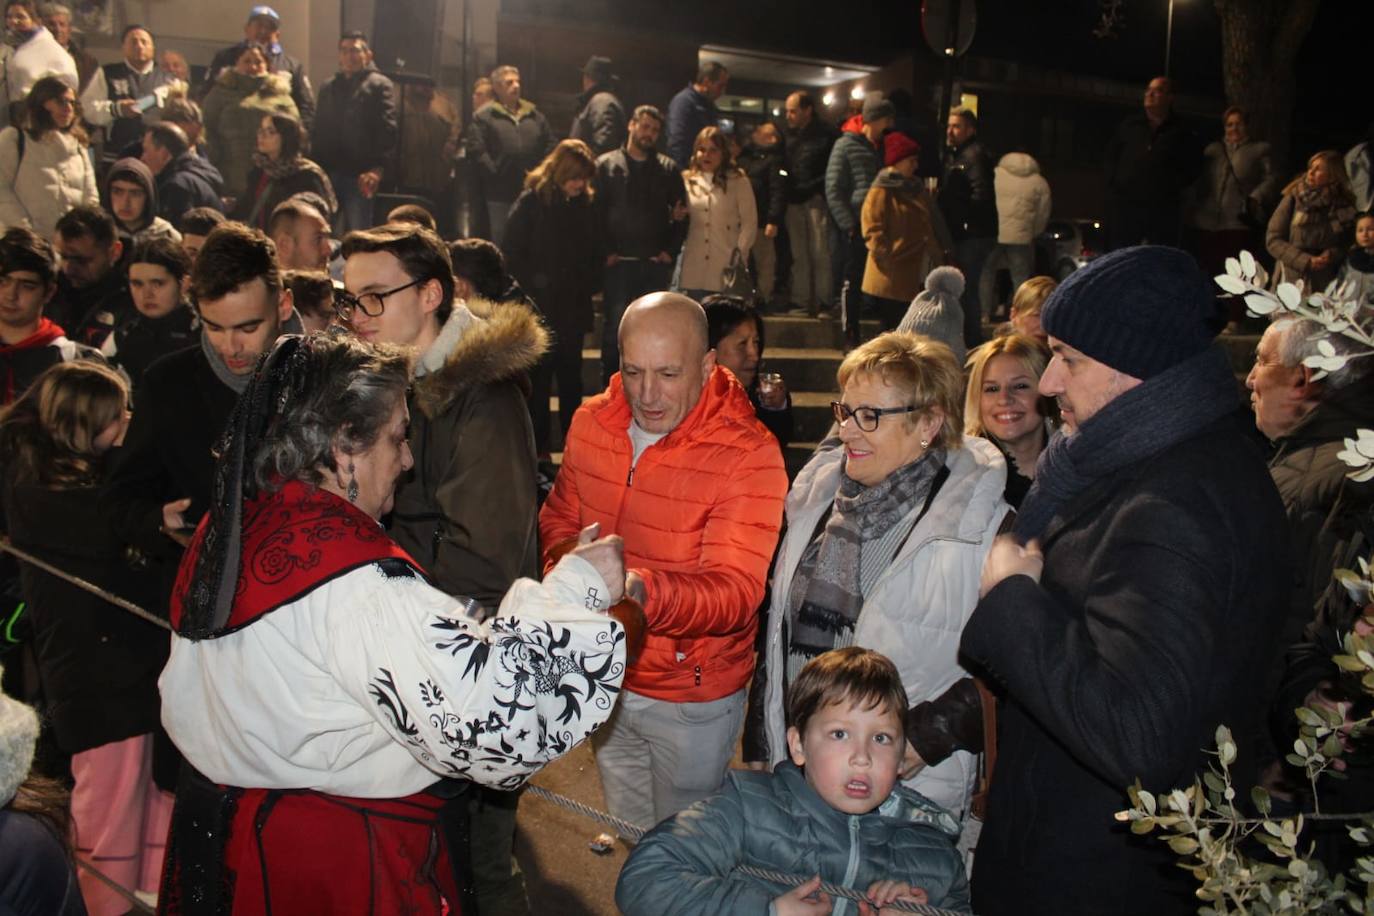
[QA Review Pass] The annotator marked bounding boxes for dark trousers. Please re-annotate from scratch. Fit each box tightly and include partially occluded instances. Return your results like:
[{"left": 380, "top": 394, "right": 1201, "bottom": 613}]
[
  {"left": 602, "top": 259, "right": 672, "bottom": 385},
  {"left": 955, "top": 236, "right": 996, "bottom": 348},
  {"left": 869, "top": 294, "right": 909, "bottom": 332},
  {"left": 529, "top": 325, "right": 586, "bottom": 454},
  {"left": 840, "top": 230, "right": 869, "bottom": 347}
]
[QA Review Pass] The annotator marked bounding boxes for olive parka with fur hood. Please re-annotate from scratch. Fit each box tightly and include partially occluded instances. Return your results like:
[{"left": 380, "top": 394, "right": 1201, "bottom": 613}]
[{"left": 388, "top": 297, "right": 549, "bottom": 610}]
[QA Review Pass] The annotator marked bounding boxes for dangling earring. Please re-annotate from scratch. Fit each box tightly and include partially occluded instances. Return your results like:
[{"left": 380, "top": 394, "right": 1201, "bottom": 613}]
[{"left": 346, "top": 463, "right": 359, "bottom": 503}]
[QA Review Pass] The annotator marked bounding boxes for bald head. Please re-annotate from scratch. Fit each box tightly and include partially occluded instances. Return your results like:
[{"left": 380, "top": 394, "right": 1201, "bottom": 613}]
[
  {"left": 619, "top": 292, "right": 709, "bottom": 355},
  {"left": 618, "top": 292, "right": 716, "bottom": 433}
]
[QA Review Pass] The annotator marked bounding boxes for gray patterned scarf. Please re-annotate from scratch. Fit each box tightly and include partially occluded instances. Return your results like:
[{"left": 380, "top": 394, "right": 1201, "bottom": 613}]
[{"left": 787, "top": 449, "right": 945, "bottom": 660}]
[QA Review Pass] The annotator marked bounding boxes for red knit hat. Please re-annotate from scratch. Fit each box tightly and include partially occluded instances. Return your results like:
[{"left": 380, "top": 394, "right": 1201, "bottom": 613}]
[{"left": 883, "top": 131, "right": 920, "bottom": 167}]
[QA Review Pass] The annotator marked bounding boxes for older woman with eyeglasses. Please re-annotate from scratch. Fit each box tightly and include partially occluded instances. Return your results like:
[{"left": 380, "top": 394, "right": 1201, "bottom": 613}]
[{"left": 745, "top": 331, "right": 1010, "bottom": 820}]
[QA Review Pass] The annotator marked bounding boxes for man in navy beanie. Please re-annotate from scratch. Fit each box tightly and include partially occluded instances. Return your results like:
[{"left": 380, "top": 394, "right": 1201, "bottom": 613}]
[{"left": 958, "top": 246, "right": 1289, "bottom": 913}]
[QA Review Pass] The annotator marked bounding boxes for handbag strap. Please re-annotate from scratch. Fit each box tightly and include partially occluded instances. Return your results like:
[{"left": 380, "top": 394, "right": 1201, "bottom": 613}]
[{"left": 970, "top": 677, "right": 999, "bottom": 820}]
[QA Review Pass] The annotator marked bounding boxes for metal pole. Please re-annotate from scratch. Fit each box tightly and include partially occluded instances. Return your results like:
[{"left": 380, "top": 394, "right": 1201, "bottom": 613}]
[
  {"left": 1165, "top": 0, "right": 1174, "bottom": 78},
  {"left": 938, "top": 0, "right": 963, "bottom": 169}
]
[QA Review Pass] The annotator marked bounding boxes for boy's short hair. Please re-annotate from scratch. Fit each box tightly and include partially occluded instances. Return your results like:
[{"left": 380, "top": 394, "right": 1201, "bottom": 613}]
[
  {"left": 0, "top": 227, "right": 59, "bottom": 286},
  {"left": 179, "top": 207, "right": 226, "bottom": 237},
  {"left": 191, "top": 222, "right": 281, "bottom": 306},
  {"left": 448, "top": 238, "right": 509, "bottom": 301},
  {"left": 341, "top": 224, "right": 455, "bottom": 323},
  {"left": 282, "top": 269, "right": 335, "bottom": 323},
  {"left": 786, "top": 647, "right": 907, "bottom": 740},
  {"left": 55, "top": 205, "right": 117, "bottom": 247},
  {"left": 386, "top": 203, "right": 436, "bottom": 232}
]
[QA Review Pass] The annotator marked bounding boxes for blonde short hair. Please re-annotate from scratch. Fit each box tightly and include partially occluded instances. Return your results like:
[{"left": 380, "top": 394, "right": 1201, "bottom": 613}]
[
  {"left": 837, "top": 331, "right": 963, "bottom": 448},
  {"left": 963, "top": 334, "right": 1055, "bottom": 439}
]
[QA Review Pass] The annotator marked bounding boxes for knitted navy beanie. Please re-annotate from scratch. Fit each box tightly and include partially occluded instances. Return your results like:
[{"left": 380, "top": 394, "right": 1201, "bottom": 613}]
[{"left": 1040, "top": 245, "right": 1218, "bottom": 379}]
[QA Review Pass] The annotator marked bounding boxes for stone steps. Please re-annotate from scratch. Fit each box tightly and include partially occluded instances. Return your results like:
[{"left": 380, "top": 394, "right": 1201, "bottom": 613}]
[{"left": 544, "top": 313, "right": 1262, "bottom": 475}]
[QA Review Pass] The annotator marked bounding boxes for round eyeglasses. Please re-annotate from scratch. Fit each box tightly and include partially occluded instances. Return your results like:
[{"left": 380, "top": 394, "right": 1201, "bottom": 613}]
[
  {"left": 334, "top": 278, "right": 427, "bottom": 321},
  {"left": 831, "top": 401, "right": 921, "bottom": 432}
]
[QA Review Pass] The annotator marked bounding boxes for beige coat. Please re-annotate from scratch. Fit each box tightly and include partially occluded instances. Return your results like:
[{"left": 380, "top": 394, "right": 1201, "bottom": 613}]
[
  {"left": 0, "top": 127, "right": 98, "bottom": 238},
  {"left": 679, "top": 168, "right": 756, "bottom": 293}
]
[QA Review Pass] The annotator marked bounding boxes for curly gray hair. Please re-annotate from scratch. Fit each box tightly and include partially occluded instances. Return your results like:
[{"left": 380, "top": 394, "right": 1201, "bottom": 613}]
[{"left": 252, "top": 333, "right": 411, "bottom": 491}]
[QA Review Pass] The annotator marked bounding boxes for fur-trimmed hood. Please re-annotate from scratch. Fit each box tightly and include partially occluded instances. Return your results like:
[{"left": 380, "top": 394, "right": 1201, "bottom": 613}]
[{"left": 411, "top": 297, "right": 549, "bottom": 419}]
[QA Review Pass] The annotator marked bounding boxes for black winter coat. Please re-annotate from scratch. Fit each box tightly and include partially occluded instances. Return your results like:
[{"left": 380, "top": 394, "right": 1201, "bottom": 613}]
[
  {"left": 2, "top": 477, "right": 166, "bottom": 753},
  {"left": 783, "top": 119, "right": 838, "bottom": 203},
  {"left": 105, "top": 305, "right": 197, "bottom": 387},
  {"left": 961, "top": 417, "right": 1288, "bottom": 915},
  {"left": 156, "top": 152, "right": 224, "bottom": 223},
  {"left": 595, "top": 148, "right": 686, "bottom": 259},
  {"left": 464, "top": 101, "right": 554, "bottom": 203},
  {"left": 737, "top": 143, "right": 786, "bottom": 227},
  {"left": 938, "top": 138, "right": 997, "bottom": 240},
  {"left": 311, "top": 66, "right": 397, "bottom": 179},
  {"left": 1105, "top": 113, "right": 1203, "bottom": 248},
  {"left": 570, "top": 85, "right": 626, "bottom": 157},
  {"left": 1266, "top": 382, "right": 1374, "bottom": 647},
  {"left": 231, "top": 160, "right": 334, "bottom": 230},
  {"left": 503, "top": 188, "right": 602, "bottom": 338},
  {"left": 100, "top": 344, "right": 238, "bottom": 562}
]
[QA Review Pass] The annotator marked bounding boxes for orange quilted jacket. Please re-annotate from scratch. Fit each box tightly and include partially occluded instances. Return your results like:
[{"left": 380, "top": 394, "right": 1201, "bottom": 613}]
[{"left": 540, "top": 366, "right": 788, "bottom": 702}]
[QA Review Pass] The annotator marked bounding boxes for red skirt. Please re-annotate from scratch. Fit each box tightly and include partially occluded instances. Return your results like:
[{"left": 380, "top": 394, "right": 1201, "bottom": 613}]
[{"left": 160, "top": 784, "right": 462, "bottom": 915}]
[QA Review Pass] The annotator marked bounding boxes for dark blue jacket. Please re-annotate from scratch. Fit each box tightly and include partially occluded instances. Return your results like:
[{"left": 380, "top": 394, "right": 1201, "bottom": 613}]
[
  {"left": 616, "top": 763, "right": 971, "bottom": 915},
  {"left": 665, "top": 84, "right": 719, "bottom": 171}
]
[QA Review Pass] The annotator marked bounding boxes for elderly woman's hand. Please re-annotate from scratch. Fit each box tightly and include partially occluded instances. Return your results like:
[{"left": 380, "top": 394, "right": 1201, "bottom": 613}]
[
  {"left": 569, "top": 523, "right": 625, "bottom": 604},
  {"left": 978, "top": 535, "right": 1043, "bottom": 598}
]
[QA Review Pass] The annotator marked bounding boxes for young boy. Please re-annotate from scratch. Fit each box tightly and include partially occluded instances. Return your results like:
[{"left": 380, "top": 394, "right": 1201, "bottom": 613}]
[
  {"left": 615, "top": 648, "right": 971, "bottom": 915},
  {"left": 104, "top": 158, "right": 182, "bottom": 252},
  {"left": 1331, "top": 211, "right": 1374, "bottom": 307}
]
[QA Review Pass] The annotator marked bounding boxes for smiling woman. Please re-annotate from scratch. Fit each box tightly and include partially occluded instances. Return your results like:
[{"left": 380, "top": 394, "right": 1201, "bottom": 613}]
[
  {"left": 963, "top": 333, "right": 1057, "bottom": 506},
  {"left": 748, "top": 330, "right": 1012, "bottom": 819}
]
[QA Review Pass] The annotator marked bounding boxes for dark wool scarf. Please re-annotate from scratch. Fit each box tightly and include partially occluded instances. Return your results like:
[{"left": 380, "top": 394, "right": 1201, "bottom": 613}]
[
  {"left": 249, "top": 152, "right": 338, "bottom": 215},
  {"left": 1293, "top": 180, "right": 1358, "bottom": 240},
  {"left": 1348, "top": 247, "right": 1374, "bottom": 274},
  {"left": 1014, "top": 344, "right": 1238, "bottom": 541},
  {"left": 788, "top": 448, "right": 945, "bottom": 660}
]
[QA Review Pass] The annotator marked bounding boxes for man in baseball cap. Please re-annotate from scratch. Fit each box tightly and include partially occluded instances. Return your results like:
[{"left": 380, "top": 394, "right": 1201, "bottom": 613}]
[
  {"left": 958, "top": 245, "right": 1289, "bottom": 913},
  {"left": 202, "top": 4, "right": 315, "bottom": 130}
]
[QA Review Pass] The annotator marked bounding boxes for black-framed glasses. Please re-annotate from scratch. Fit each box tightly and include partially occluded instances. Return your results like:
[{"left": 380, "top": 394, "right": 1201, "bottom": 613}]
[
  {"left": 334, "top": 278, "right": 427, "bottom": 321},
  {"left": 831, "top": 401, "right": 921, "bottom": 432}
]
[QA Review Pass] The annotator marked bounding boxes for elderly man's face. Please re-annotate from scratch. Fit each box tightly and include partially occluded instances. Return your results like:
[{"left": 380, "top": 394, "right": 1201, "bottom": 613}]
[
  {"left": 1246, "top": 322, "right": 1311, "bottom": 440},
  {"left": 42, "top": 10, "right": 69, "bottom": 46},
  {"left": 620, "top": 318, "right": 715, "bottom": 434},
  {"left": 1039, "top": 337, "right": 1140, "bottom": 434},
  {"left": 494, "top": 71, "right": 521, "bottom": 108},
  {"left": 160, "top": 50, "right": 190, "bottom": 82}
]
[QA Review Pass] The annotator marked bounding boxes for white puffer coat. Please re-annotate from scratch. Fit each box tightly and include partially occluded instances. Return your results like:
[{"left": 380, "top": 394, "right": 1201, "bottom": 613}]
[
  {"left": 761, "top": 437, "right": 1010, "bottom": 818},
  {"left": 993, "top": 152, "right": 1051, "bottom": 245},
  {"left": 0, "top": 126, "right": 98, "bottom": 238}
]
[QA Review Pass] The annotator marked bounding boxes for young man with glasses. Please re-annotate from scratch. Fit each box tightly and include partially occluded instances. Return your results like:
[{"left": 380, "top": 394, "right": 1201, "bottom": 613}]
[{"left": 338, "top": 222, "right": 548, "bottom": 915}]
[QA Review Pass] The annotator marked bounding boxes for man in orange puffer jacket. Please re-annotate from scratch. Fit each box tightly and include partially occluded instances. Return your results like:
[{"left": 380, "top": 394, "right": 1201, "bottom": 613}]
[{"left": 540, "top": 292, "right": 787, "bottom": 831}]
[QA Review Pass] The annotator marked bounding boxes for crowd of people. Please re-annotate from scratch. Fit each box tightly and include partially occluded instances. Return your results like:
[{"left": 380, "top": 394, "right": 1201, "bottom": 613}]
[{"left": 0, "top": 5, "right": 1369, "bottom": 916}]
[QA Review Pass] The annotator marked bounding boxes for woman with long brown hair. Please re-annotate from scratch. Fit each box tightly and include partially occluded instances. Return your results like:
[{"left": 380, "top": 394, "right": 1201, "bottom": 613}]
[
  {"left": 0, "top": 75, "right": 97, "bottom": 238},
  {"left": 679, "top": 125, "right": 756, "bottom": 299},
  {"left": 502, "top": 138, "right": 603, "bottom": 453}
]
